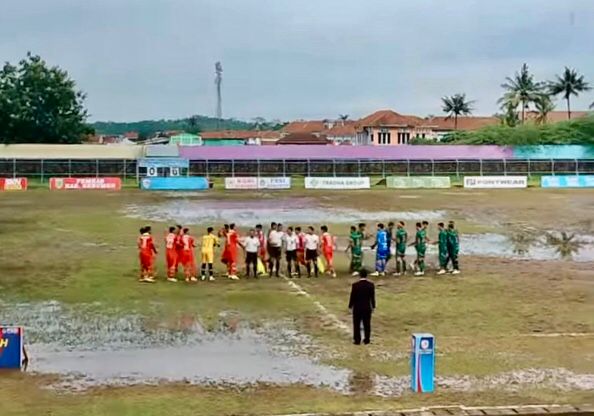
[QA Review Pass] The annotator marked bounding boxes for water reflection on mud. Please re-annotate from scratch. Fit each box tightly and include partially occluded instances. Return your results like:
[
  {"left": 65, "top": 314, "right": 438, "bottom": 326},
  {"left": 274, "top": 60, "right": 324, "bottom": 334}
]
[
  {"left": 461, "top": 233, "right": 594, "bottom": 262},
  {"left": 0, "top": 302, "right": 349, "bottom": 392}
]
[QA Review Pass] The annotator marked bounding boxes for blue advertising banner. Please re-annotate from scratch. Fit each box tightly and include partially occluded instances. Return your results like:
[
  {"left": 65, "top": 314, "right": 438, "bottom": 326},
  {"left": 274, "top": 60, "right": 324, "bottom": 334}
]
[
  {"left": 0, "top": 326, "right": 23, "bottom": 369},
  {"left": 140, "top": 177, "right": 209, "bottom": 191},
  {"left": 411, "top": 333, "right": 435, "bottom": 393},
  {"left": 138, "top": 158, "right": 189, "bottom": 168},
  {"left": 541, "top": 175, "right": 594, "bottom": 188}
]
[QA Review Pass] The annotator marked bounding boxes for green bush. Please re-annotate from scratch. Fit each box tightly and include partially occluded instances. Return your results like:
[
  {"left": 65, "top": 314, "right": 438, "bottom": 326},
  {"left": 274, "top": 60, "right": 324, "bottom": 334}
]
[{"left": 448, "top": 115, "right": 594, "bottom": 145}]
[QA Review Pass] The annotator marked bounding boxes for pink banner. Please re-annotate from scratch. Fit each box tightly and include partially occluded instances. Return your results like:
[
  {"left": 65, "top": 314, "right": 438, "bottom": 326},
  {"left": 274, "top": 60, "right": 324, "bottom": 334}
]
[
  {"left": 179, "top": 145, "right": 514, "bottom": 160},
  {"left": 49, "top": 177, "right": 122, "bottom": 191}
]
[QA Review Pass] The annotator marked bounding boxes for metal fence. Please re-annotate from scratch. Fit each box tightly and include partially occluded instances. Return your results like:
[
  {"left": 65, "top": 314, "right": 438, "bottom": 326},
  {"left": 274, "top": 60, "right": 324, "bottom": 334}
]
[{"left": 1, "top": 158, "right": 594, "bottom": 180}]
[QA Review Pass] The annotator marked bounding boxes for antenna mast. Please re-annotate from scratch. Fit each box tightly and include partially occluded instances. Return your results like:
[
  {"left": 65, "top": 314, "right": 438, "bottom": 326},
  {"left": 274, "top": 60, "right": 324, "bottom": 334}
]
[{"left": 215, "top": 62, "right": 223, "bottom": 130}]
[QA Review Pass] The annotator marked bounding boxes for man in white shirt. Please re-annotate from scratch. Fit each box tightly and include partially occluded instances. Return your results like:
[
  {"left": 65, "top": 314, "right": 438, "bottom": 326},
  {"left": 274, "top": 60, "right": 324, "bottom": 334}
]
[
  {"left": 283, "top": 227, "right": 300, "bottom": 278},
  {"left": 304, "top": 226, "right": 320, "bottom": 278},
  {"left": 242, "top": 229, "right": 260, "bottom": 278},
  {"left": 268, "top": 223, "right": 285, "bottom": 277}
]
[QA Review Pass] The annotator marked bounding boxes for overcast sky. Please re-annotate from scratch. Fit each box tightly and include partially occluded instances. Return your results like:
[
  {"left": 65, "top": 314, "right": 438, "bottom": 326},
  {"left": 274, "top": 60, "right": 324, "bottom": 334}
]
[{"left": 2, "top": 0, "right": 594, "bottom": 122}]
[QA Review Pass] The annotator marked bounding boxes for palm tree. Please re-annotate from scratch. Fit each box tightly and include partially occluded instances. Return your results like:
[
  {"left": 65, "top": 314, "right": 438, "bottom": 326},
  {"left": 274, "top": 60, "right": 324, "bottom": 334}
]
[
  {"left": 441, "top": 93, "right": 474, "bottom": 130},
  {"left": 499, "top": 63, "right": 542, "bottom": 124},
  {"left": 497, "top": 102, "right": 520, "bottom": 127},
  {"left": 338, "top": 114, "right": 349, "bottom": 121},
  {"left": 534, "top": 94, "right": 555, "bottom": 125},
  {"left": 548, "top": 67, "right": 591, "bottom": 120}
]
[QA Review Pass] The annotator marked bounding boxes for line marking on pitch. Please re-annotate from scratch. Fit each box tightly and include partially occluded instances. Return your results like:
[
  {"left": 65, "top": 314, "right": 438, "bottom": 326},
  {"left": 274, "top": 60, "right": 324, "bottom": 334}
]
[
  {"left": 282, "top": 278, "right": 594, "bottom": 340},
  {"left": 284, "top": 278, "right": 350, "bottom": 335},
  {"left": 443, "top": 332, "right": 594, "bottom": 339}
]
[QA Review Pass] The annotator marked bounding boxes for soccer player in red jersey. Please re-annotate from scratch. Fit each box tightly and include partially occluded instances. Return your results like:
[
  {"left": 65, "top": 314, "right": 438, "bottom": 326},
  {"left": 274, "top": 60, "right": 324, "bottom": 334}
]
[
  {"left": 165, "top": 226, "right": 178, "bottom": 282},
  {"left": 219, "top": 224, "right": 230, "bottom": 265},
  {"left": 138, "top": 226, "right": 157, "bottom": 283},
  {"left": 174, "top": 224, "right": 184, "bottom": 274},
  {"left": 321, "top": 225, "right": 337, "bottom": 277},
  {"left": 295, "top": 226, "right": 306, "bottom": 266},
  {"left": 181, "top": 228, "right": 197, "bottom": 282},
  {"left": 226, "top": 223, "right": 239, "bottom": 280}
]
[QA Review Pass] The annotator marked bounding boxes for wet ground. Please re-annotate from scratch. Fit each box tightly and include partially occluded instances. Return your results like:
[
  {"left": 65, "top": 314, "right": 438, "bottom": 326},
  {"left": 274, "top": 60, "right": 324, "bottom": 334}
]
[
  {"left": 2, "top": 191, "right": 593, "bottom": 403},
  {"left": 124, "top": 197, "right": 445, "bottom": 226},
  {"left": 461, "top": 233, "right": 594, "bottom": 262},
  {"left": 125, "top": 196, "right": 594, "bottom": 262},
  {"left": 2, "top": 301, "right": 593, "bottom": 395},
  {"left": 373, "top": 368, "right": 594, "bottom": 397},
  {"left": 0, "top": 301, "right": 349, "bottom": 392}
]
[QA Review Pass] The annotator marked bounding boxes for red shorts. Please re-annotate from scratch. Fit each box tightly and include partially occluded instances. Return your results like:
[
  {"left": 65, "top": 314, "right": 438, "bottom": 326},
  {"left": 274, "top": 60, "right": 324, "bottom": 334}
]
[
  {"left": 221, "top": 246, "right": 230, "bottom": 264},
  {"left": 227, "top": 249, "right": 238, "bottom": 264},
  {"left": 297, "top": 250, "right": 305, "bottom": 265},
  {"left": 181, "top": 252, "right": 195, "bottom": 267},
  {"left": 166, "top": 250, "right": 177, "bottom": 269},
  {"left": 323, "top": 250, "right": 334, "bottom": 265},
  {"left": 140, "top": 252, "right": 154, "bottom": 270}
]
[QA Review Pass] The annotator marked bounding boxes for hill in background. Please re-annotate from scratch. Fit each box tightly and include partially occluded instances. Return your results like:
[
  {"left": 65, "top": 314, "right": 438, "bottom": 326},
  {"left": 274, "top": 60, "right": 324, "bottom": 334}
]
[{"left": 91, "top": 115, "right": 284, "bottom": 138}]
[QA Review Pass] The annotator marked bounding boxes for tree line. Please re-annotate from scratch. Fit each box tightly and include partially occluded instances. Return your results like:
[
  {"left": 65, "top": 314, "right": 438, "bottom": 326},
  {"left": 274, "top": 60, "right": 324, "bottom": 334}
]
[
  {"left": 0, "top": 53, "right": 92, "bottom": 144},
  {"left": 441, "top": 63, "right": 592, "bottom": 129},
  {"left": 1, "top": 54, "right": 592, "bottom": 145},
  {"left": 0, "top": 54, "right": 285, "bottom": 144}
]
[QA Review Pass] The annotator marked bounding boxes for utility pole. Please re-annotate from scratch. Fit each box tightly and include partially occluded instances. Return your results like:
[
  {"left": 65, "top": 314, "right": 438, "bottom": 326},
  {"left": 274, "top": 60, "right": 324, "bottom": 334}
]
[{"left": 215, "top": 62, "right": 223, "bottom": 130}]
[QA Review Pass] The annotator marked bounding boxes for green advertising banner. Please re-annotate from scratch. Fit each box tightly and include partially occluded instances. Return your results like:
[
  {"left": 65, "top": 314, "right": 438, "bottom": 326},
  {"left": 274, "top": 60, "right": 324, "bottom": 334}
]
[{"left": 387, "top": 176, "right": 451, "bottom": 189}]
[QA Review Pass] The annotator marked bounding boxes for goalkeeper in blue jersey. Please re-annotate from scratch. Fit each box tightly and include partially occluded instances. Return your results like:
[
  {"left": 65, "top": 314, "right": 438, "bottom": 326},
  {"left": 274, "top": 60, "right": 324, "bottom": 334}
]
[{"left": 370, "top": 223, "right": 389, "bottom": 277}]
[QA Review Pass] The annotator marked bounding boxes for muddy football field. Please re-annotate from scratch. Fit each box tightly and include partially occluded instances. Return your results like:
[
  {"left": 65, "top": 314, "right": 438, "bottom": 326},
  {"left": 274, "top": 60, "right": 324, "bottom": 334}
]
[{"left": 0, "top": 188, "right": 593, "bottom": 415}]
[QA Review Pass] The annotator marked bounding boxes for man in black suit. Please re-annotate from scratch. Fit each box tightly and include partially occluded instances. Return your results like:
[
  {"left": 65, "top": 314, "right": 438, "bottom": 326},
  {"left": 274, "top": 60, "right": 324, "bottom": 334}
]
[{"left": 348, "top": 269, "right": 376, "bottom": 345}]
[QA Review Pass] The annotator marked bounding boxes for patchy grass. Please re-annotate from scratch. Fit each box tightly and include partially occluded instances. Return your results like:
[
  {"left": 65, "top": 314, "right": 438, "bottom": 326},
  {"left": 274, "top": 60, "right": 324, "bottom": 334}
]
[
  {"left": 2, "top": 374, "right": 594, "bottom": 416},
  {"left": 0, "top": 189, "right": 593, "bottom": 415}
]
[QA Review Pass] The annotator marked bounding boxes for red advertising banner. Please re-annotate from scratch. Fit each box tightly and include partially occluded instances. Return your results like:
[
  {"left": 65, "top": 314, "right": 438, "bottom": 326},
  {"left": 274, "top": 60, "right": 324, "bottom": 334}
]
[
  {"left": 49, "top": 177, "right": 122, "bottom": 191},
  {"left": 0, "top": 178, "right": 28, "bottom": 191}
]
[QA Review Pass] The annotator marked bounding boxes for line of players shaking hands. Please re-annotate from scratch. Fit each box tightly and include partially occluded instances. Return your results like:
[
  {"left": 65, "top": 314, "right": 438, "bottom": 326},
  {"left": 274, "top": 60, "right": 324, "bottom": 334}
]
[{"left": 137, "top": 220, "right": 460, "bottom": 282}]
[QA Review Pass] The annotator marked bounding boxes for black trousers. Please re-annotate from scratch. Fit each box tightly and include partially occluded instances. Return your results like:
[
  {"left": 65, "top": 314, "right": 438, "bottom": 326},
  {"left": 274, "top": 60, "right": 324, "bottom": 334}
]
[
  {"left": 268, "top": 246, "right": 281, "bottom": 276},
  {"left": 352, "top": 310, "right": 372, "bottom": 344},
  {"left": 246, "top": 252, "right": 258, "bottom": 277}
]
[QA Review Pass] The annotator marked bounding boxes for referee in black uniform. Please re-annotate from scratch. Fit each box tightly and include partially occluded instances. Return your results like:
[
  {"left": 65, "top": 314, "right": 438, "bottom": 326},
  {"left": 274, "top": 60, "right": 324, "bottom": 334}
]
[{"left": 348, "top": 269, "right": 376, "bottom": 345}]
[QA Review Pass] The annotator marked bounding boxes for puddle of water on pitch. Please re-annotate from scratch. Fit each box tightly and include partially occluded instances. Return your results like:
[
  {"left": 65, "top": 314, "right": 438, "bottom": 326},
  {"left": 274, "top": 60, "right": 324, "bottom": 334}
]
[
  {"left": 460, "top": 233, "right": 594, "bottom": 262},
  {"left": 333, "top": 233, "right": 594, "bottom": 263},
  {"left": 124, "top": 197, "right": 445, "bottom": 226},
  {"left": 0, "top": 301, "right": 349, "bottom": 392}
]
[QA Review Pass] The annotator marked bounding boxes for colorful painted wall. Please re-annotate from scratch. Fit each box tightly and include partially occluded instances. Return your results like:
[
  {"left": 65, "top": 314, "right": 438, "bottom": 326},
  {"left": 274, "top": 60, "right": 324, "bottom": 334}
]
[
  {"left": 180, "top": 145, "right": 594, "bottom": 160},
  {"left": 1, "top": 144, "right": 593, "bottom": 161},
  {"left": 513, "top": 145, "right": 594, "bottom": 159}
]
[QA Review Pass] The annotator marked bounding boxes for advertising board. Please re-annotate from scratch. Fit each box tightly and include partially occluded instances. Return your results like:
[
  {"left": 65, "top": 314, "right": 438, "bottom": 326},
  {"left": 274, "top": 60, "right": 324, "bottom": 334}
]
[
  {"left": 304, "top": 177, "right": 370, "bottom": 189},
  {"left": 463, "top": 176, "right": 527, "bottom": 189}
]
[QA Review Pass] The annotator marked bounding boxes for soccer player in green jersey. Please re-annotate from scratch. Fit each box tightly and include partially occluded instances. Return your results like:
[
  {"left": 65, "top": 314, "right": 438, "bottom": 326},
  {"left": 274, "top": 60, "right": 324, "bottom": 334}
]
[
  {"left": 436, "top": 222, "right": 448, "bottom": 275},
  {"left": 386, "top": 221, "right": 395, "bottom": 268},
  {"left": 357, "top": 222, "right": 371, "bottom": 269},
  {"left": 347, "top": 226, "right": 364, "bottom": 276},
  {"left": 411, "top": 222, "right": 427, "bottom": 276},
  {"left": 394, "top": 221, "right": 408, "bottom": 276},
  {"left": 447, "top": 221, "right": 460, "bottom": 274}
]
